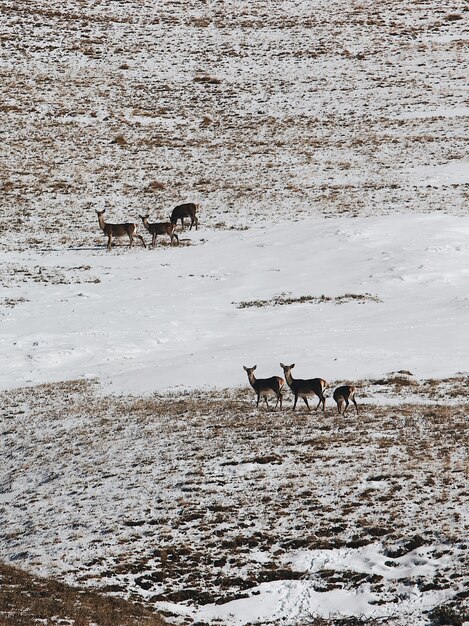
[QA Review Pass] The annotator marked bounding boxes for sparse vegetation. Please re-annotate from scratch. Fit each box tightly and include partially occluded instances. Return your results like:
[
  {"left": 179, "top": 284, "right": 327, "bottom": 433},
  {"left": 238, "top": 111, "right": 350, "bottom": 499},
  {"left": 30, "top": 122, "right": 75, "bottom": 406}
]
[
  {"left": 112, "top": 135, "right": 127, "bottom": 146},
  {"left": 1, "top": 380, "right": 468, "bottom": 623},
  {"left": 144, "top": 180, "right": 166, "bottom": 192},
  {"left": 1, "top": 0, "right": 467, "bottom": 251},
  {"left": 193, "top": 75, "right": 222, "bottom": 85},
  {"left": 0, "top": 562, "right": 168, "bottom": 626},
  {"left": 1, "top": 0, "right": 468, "bottom": 623},
  {"left": 236, "top": 293, "right": 381, "bottom": 308}
]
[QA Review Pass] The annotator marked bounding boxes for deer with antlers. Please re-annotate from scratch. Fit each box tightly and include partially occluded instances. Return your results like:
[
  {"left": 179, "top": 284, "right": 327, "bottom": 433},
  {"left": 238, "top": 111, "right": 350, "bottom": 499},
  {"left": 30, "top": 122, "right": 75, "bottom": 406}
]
[
  {"left": 96, "top": 209, "right": 146, "bottom": 251},
  {"left": 280, "top": 363, "right": 327, "bottom": 411},
  {"left": 139, "top": 215, "right": 179, "bottom": 247},
  {"left": 170, "top": 202, "right": 199, "bottom": 231},
  {"left": 333, "top": 385, "right": 358, "bottom": 415},
  {"left": 243, "top": 365, "right": 284, "bottom": 410}
]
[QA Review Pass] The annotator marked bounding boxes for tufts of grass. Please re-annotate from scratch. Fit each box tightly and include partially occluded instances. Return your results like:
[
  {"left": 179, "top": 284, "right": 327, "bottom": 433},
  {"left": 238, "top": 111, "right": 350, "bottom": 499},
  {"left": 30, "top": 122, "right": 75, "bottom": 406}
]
[
  {"left": 200, "top": 115, "right": 213, "bottom": 127},
  {"left": 111, "top": 134, "right": 127, "bottom": 146},
  {"left": 235, "top": 293, "right": 381, "bottom": 308},
  {"left": 193, "top": 75, "right": 222, "bottom": 85},
  {"left": 144, "top": 180, "right": 166, "bottom": 192},
  {"left": 1, "top": 297, "right": 28, "bottom": 308},
  {"left": 3, "top": 380, "right": 468, "bottom": 617}
]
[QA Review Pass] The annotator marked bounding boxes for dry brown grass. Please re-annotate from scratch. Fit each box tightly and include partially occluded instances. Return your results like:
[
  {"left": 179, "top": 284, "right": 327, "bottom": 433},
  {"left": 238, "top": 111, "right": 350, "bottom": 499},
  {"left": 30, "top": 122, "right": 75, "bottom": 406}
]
[
  {"left": 236, "top": 293, "right": 381, "bottom": 308},
  {"left": 193, "top": 75, "right": 222, "bottom": 85},
  {"left": 0, "top": 562, "right": 168, "bottom": 626},
  {"left": 1, "top": 0, "right": 467, "bottom": 253},
  {"left": 112, "top": 135, "right": 127, "bottom": 147},
  {"left": 2, "top": 379, "right": 468, "bottom": 622},
  {"left": 144, "top": 180, "right": 166, "bottom": 192}
]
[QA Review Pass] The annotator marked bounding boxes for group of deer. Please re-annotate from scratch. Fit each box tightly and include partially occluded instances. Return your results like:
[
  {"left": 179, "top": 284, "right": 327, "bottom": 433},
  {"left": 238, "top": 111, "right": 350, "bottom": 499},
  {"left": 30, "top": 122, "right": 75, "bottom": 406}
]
[
  {"left": 95, "top": 203, "right": 199, "bottom": 251},
  {"left": 243, "top": 364, "right": 358, "bottom": 415}
]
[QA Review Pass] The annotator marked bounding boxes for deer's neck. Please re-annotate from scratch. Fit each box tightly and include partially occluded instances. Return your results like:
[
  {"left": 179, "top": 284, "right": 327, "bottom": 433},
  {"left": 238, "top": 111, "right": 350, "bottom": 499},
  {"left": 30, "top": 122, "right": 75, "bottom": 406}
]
[
  {"left": 284, "top": 371, "right": 294, "bottom": 388},
  {"left": 97, "top": 214, "right": 106, "bottom": 232},
  {"left": 248, "top": 372, "right": 257, "bottom": 389}
]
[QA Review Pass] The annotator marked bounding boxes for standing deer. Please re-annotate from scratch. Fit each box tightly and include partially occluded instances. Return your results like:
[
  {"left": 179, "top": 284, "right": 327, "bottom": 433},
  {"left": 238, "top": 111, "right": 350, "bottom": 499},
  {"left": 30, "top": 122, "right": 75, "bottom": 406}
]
[
  {"left": 170, "top": 202, "right": 199, "bottom": 230},
  {"left": 139, "top": 215, "right": 179, "bottom": 247},
  {"left": 280, "top": 363, "right": 327, "bottom": 411},
  {"left": 333, "top": 385, "right": 358, "bottom": 415},
  {"left": 243, "top": 365, "right": 284, "bottom": 410},
  {"left": 96, "top": 209, "right": 146, "bottom": 251}
]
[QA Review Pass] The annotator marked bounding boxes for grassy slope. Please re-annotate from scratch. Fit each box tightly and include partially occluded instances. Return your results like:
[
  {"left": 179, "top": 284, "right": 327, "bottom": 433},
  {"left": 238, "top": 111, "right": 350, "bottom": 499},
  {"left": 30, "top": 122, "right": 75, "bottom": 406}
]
[
  {"left": 0, "top": 0, "right": 468, "bottom": 252},
  {"left": 0, "top": 561, "right": 168, "bottom": 626},
  {"left": 2, "top": 380, "right": 468, "bottom": 623}
]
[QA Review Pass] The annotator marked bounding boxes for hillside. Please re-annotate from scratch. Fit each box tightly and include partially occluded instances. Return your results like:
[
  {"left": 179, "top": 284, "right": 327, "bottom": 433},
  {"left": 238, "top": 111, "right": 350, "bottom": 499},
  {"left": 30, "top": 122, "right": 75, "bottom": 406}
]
[
  {"left": 1, "top": 0, "right": 468, "bottom": 624},
  {"left": 2, "top": 380, "right": 468, "bottom": 624},
  {"left": 1, "top": 0, "right": 468, "bottom": 251}
]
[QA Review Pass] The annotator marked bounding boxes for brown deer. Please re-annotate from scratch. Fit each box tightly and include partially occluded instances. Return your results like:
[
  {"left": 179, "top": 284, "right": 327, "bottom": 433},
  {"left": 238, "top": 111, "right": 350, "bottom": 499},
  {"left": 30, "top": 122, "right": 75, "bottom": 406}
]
[
  {"left": 96, "top": 209, "right": 146, "bottom": 251},
  {"left": 280, "top": 363, "right": 327, "bottom": 411},
  {"left": 139, "top": 215, "right": 179, "bottom": 247},
  {"left": 333, "top": 385, "right": 358, "bottom": 415},
  {"left": 243, "top": 365, "right": 284, "bottom": 410},
  {"left": 170, "top": 202, "right": 199, "bottom": 230}
]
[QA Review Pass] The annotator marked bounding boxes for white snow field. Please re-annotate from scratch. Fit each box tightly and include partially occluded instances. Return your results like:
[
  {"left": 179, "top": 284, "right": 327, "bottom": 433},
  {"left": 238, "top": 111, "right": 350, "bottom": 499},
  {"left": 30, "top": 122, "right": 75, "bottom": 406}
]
[
  {"left": 1, "top": 213, "right": 469, "bottom": 394},
  {"left": 1, "top": 0, "right": 468, "bottom": 624}
]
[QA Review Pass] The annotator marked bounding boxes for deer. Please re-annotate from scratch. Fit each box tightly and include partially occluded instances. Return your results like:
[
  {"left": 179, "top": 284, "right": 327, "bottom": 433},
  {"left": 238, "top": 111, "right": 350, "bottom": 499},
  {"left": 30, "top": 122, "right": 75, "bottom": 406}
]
[
  {"left": 280, "top": 363, "right": 327, "bottom": 412},
  {"left": 243, "top": 365, "right": 284, "bottom": 411},
  {"left": 139, "top": 215, "right": 179, "bottom": 247},
  {"left": 96, "top": 209, "right": 146, "bottom": 251},
  {"left": 170, "top": 202, "right": 199, "bottom": 231},
  {"left": 333, "top": 385, "right": 358, "bottom": 415}
]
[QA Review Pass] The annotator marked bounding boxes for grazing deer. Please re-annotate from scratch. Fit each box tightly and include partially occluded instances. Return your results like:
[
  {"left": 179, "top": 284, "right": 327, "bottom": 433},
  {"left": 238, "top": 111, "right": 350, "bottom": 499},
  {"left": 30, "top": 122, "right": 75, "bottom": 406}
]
[
  {"left": 170, "top": 202, "right": 199, "bottom": 230},
  {"left": 333, "top": 385, "right": 358, "bottom": 415},
  {"left": 243, "top": 365, "right": 284, "bottom": 410},
  {"left": 96, "top": 209, "right": 146, "bottom": 251},
  {"left": 139, "top": 215, "right": 179, "bottom": 247},
  {"left": 280, "top": 363, "right": 327, "bottom": 411}
]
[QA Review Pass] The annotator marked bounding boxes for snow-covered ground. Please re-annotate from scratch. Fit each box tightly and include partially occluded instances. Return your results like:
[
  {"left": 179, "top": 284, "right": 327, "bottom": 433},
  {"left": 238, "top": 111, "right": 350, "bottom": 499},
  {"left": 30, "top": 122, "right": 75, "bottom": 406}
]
[
  {"left": 1, "top": 213, "right": 469, "bottom": 394},
  {"left": 2, "top": 379, "right": 468, "bottom": 625},
  {"left": 1, "top": 0, "right": 468, "bottom": 624},
  {"left": 2, "top": 213, "right": 468, "bottom": 625}
]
